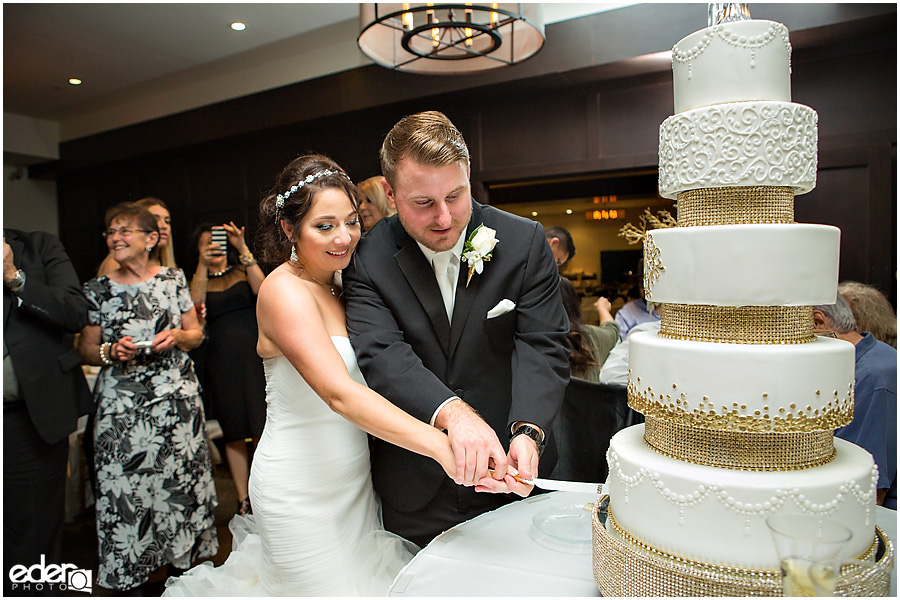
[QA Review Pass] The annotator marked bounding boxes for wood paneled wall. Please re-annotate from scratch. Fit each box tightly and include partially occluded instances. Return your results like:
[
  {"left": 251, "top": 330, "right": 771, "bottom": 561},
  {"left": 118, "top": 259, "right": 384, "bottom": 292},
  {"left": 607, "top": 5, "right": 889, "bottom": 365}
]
[{"left": 54, "top": 7, "right": 896, "bottom": 305}]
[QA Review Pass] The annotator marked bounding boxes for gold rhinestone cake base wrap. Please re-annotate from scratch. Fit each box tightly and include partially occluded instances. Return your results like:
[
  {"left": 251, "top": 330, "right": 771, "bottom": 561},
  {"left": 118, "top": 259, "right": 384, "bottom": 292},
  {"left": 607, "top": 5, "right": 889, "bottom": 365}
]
[
  {"left": 628, "top": 380, "right": 855, "bottom": 433},
  {"left": 592, "top": 497, "right": 893, "bottom": 597},
  {"left": 677, "top": 186, "right": 795, "bottom": 226},
  {"left": 660, "top": 304, "right": 816, "bottom": 344},
  {"left": 643, "top": 416, "right": 836, "bottom": 470}
]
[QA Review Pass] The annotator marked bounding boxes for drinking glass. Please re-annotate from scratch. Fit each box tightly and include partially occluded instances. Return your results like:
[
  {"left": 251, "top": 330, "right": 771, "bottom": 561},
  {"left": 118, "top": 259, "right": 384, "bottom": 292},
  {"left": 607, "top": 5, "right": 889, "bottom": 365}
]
[{"left": 766, "top": 514, "right": 852, "bottom": 597}]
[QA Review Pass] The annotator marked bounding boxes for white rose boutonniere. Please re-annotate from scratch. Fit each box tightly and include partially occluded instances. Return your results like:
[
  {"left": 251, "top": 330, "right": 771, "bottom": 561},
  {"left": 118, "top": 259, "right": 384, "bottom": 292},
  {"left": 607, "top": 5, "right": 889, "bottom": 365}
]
[{"left": 461, "top": 224, "right": 498, "bottom": 287}]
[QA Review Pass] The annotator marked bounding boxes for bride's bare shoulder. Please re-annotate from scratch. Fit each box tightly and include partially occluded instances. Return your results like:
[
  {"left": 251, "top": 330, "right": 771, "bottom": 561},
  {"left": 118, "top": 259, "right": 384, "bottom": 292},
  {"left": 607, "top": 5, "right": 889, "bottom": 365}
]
[
  {"left": 258, "top": 266, "right": 312, "bottom": 304},
  {"left": 257, "top": 267, "right": 325, "bottom": 357}
]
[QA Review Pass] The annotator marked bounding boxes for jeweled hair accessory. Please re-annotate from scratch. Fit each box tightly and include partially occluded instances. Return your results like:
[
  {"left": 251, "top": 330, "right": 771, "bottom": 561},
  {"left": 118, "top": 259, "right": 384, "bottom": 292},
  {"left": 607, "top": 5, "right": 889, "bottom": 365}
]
[{"left": 274, "top": 169, "right": 350, "bottom": 223}]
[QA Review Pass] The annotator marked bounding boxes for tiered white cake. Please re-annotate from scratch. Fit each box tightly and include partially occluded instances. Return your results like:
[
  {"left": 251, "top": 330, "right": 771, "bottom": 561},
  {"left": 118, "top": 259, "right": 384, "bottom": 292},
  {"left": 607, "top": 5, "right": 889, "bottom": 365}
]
[{"left": 594, "top": 17, "right": 883, "bottom": 595}]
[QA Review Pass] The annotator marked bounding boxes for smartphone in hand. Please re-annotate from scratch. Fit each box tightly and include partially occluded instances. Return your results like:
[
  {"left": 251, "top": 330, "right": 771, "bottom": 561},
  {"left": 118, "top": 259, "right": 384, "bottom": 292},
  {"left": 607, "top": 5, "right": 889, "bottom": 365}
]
[{"left": 210, "top": 226, "right": 227, "bottom": 256}]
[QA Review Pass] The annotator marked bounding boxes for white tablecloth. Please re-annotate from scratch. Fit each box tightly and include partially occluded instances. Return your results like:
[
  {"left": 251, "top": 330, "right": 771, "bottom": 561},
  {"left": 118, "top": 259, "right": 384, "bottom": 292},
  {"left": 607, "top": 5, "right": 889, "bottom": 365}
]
[{"left": 388, "top": 491, "right": 897, "bottom": 597}]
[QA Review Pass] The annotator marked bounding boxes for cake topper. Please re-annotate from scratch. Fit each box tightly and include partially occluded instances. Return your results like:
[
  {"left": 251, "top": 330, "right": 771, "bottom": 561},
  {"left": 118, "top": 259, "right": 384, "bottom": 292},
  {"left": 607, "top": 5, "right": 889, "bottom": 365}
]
[{"left": 708, "top": 2, "right": 751, "bottom": 27}]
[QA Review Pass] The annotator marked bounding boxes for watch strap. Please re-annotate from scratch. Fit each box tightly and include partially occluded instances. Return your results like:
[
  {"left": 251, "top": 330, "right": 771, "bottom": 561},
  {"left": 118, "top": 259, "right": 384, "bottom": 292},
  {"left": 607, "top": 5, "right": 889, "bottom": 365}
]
[
  {"left": 4, "top": 269, "right": 25, "bottom": 291},
  {"left": 510, "top": 424, "right": 546, "bottom": 457}
]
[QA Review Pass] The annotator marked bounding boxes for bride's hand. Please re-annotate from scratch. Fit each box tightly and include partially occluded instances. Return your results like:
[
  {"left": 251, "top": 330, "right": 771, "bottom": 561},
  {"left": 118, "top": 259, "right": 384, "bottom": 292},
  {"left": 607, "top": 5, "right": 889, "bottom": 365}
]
[{"left": 435, "top": 437, "right": 457, "bottom": 481}]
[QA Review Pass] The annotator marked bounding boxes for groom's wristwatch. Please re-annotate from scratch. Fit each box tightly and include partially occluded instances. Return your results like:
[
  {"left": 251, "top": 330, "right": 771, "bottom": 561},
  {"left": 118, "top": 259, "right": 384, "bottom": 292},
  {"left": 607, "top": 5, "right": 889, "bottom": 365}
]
[{"left": 510, "top": 423, "right": 546, "bottom": 457}]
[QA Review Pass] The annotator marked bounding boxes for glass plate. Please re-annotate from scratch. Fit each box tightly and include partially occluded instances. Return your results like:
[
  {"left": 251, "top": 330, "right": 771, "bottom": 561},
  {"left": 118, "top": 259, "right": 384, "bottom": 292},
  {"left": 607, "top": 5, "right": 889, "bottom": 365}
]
[{"left": 530, "top": 503, "right": 594, "bottom": 554}]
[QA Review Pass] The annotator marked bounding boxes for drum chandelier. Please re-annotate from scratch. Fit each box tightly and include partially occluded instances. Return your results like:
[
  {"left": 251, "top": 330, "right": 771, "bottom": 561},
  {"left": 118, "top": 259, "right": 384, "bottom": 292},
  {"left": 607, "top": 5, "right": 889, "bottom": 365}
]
[{"left": 358, "top": 3, "right": 546, "bottom": 74}]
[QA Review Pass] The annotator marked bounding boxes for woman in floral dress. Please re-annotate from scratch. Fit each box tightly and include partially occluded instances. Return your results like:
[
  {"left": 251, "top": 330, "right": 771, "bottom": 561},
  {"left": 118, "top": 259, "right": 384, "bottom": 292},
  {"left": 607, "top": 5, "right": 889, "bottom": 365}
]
[{"left": 78, "top": 202, "right": 217, "bottom": 593}]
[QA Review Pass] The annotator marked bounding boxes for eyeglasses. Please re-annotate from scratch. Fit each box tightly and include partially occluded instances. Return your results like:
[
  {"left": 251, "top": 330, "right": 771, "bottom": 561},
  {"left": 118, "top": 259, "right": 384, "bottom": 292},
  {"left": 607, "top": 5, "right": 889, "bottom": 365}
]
[{"left": 102, "top": 228, "right": 150, "bottom": 239}]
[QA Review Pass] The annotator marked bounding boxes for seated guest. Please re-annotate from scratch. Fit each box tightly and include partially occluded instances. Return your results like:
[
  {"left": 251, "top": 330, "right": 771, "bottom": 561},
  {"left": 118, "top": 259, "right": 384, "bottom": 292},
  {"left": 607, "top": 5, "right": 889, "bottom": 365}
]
[
  {"left": 838, "top": 281, "right": 897, "bottom": 349},
  {"left": 544, "top": 226, "right": 576, "bottom": 267},
  {"left": 614, "top": 259, "right": 661, "bottom": 340},
  {"left": 357, "top": 175, "right": 396, "bottom": 232},
  {"left": 814, "top": 294, "right": 896, "bottom": 509},
  {"left": 558, "top": 276, "right": 619, "bottom": 381},
  {"left": 599, "top": 320, "right": 661, "bottom": 386}
]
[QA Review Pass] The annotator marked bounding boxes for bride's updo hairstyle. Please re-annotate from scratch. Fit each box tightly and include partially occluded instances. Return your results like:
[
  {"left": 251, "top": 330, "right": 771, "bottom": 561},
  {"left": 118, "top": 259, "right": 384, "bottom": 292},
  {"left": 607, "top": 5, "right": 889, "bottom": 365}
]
[{"left": 257, "top": 154, "right": 360, "bottom": 268}]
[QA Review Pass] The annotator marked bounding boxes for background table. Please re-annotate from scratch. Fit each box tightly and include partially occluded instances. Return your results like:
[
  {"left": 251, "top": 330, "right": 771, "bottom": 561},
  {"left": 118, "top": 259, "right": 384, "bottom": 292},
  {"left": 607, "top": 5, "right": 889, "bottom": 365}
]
[{"left": 388, "top": 491, "right": 897, "bottom": 597}]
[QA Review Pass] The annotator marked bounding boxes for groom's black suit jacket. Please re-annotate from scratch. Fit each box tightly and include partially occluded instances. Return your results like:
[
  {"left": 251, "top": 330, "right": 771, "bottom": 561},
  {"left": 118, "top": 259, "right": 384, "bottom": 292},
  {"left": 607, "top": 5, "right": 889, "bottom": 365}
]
[{"left": 344, "top": 201, "right": 569, "bottom": 514}]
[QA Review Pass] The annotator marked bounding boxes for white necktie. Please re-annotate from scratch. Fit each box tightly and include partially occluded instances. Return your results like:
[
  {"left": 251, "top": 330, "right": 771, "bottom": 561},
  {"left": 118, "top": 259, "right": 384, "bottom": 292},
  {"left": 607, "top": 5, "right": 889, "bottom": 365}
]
[{"left": 432, "top": 252, "right": 456, "bottom": 322}]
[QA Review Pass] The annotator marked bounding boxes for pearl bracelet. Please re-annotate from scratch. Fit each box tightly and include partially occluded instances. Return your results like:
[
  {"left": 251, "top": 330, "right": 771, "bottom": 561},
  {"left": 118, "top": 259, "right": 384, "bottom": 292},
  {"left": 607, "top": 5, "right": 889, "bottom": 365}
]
[{"left": 99, "top": 342, "right": 115, "bottom": 366}]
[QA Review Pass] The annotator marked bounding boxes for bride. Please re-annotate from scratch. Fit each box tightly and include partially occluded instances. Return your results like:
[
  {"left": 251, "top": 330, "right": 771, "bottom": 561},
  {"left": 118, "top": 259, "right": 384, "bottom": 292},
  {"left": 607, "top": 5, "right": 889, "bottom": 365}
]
[{"left": 165, "top": 154, "right": 457, "bottom": 596}]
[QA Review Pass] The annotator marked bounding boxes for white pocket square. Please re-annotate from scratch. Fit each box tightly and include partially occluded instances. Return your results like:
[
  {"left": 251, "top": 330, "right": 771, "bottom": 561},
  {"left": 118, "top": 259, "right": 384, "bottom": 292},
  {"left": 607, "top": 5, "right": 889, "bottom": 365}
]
[{"left": 487, "top": 299, "right": 516, "bottom": 319}]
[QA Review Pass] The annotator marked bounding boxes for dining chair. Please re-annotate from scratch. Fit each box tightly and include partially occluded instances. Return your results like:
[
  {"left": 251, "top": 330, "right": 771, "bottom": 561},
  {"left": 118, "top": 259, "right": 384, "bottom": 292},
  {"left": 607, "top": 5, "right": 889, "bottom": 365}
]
[{"left": 554, "top": 379, "right": 638, "bottom": 483}]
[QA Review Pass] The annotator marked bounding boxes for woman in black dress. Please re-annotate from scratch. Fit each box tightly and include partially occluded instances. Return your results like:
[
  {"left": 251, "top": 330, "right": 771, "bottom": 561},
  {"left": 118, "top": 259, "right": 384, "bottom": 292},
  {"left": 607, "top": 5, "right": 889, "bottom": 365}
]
[{"left": 190, "top": 222, "right": 266, "bottom": 515}]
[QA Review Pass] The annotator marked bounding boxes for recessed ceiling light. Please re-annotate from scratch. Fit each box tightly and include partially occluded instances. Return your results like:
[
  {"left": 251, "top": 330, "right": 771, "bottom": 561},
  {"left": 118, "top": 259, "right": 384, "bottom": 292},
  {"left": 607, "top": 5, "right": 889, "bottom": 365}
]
[
  {"left": 68, "top": 78, "right": 82, "bottom": 85},
  {"left": 531, "top": 211, "right": 538, "bottom": 217},
  {"left": 566, "top": 209, "right": 573, "bottom": 214},
  {"left": 231, "top": 22, "right": 246, "bottom": 31}
]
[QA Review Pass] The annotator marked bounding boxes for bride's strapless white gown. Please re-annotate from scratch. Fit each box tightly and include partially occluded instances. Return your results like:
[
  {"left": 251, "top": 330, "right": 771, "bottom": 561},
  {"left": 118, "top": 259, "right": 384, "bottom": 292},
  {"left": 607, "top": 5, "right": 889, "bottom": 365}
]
[{"left": 164, "top": 336, "right": 417, "bottom": 596}]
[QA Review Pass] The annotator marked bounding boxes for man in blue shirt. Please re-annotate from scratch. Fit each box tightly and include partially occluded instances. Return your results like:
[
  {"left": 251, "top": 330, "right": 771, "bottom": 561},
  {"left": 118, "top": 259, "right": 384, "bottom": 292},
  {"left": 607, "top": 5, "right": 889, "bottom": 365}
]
[
  {"left": 614, "top": 259, "right": 661, "bottom": 340},
  {"left": 815, "top": 294, "right": 897, "bottom": 509}
]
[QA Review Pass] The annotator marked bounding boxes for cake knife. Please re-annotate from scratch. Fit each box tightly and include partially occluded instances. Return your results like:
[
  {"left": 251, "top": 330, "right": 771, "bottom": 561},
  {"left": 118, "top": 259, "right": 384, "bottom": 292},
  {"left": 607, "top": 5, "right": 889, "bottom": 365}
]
[{"left": 489, "top": 469, "right": 603, "bottom": 495}]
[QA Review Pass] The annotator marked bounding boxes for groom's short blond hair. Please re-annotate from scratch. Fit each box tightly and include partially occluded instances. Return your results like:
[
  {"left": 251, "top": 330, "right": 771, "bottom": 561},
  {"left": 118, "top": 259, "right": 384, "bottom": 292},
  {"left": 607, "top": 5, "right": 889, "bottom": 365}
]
[{"left": 380, "top": 111, "right": 470, "bottom": 187}]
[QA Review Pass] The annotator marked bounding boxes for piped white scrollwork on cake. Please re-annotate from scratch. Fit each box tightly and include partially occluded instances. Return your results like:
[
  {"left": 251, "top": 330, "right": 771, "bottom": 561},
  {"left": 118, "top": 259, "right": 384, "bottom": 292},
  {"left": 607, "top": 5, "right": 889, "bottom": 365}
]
[
  {"left": 594, "top": 14, "right": 885, "bottom": 596},
  {"left": 659, "top": 101, "right": 818, "bottom": 199}
]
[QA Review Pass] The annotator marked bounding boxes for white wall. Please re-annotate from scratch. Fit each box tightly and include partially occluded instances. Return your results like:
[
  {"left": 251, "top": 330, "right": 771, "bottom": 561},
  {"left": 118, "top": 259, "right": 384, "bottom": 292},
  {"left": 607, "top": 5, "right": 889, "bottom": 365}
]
[
  {"left": 3, "top": 113, "right": 61, "bottom": 235},
  {"left": 2, "top": 165, "right": 59, "bottom": 235}
]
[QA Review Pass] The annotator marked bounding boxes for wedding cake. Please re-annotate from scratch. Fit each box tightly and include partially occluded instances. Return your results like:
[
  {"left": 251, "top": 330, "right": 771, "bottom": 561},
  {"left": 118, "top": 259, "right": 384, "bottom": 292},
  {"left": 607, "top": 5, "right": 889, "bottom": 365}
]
[{"left": 592, "top": 13, "right": 891, "bottom": 596}]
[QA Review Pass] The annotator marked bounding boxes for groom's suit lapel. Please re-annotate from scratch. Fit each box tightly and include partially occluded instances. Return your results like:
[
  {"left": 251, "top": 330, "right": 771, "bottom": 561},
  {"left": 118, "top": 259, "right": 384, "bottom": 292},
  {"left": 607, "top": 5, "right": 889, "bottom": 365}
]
[{"left": 392, "top": 220, "right": 452, "bottom": 354}]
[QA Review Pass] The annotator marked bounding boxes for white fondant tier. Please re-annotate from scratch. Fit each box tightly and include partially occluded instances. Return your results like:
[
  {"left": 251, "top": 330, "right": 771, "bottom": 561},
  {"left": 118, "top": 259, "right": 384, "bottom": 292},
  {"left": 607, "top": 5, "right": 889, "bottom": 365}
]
[
  {"left": 606, "top": 425, "right": 878, "bottom": 571},
  {"left": 658, "top": 101, "right": 818, "bottom": 199},
  {"left": 627, "top": 332, "right": 855, "bottom": 432},
  {"left": 644, "top": 224, "right": 840, "bottom": 306},
  {"left": 673, "top": 20, "right": 792, "bottom": 113}
]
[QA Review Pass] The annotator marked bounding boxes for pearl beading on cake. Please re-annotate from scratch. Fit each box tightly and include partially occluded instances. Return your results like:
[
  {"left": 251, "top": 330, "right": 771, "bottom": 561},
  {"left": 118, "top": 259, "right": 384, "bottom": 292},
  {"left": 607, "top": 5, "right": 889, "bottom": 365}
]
[
  {"left": 607, "top": 448, "right": 878, "bottom": 531},
  {"left": 658, "top": 101, "right": 818, "bottom": 199},
  {"left": 593, "top": 500, "right": 892, "bottom": 596},
  {"left": 672, "top": 22, "right": 791, "bottom": 81}
]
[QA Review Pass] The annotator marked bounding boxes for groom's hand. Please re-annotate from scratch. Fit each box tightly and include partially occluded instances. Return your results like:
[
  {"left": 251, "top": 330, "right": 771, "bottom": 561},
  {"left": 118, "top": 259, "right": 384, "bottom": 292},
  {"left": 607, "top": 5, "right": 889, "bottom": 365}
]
[
  {"left": 474, "top": 436, "right": 538, "bottom": 497},
  {"left": 436, "top": 399, "right": 508, "bottom": 487}
]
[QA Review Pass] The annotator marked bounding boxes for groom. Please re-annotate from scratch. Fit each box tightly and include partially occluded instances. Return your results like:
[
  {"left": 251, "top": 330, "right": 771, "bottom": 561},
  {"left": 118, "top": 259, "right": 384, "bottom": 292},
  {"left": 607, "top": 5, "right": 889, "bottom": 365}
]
[{"left": 344, "top": 111, "right": 569, "bottom": 547}]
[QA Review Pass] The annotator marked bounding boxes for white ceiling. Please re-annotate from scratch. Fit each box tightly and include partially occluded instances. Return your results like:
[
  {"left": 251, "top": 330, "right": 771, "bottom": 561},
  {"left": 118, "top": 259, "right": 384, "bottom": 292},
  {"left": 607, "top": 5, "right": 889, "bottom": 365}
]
[{"left": 3, "top": 2, "right": 635, "bottom": 137}]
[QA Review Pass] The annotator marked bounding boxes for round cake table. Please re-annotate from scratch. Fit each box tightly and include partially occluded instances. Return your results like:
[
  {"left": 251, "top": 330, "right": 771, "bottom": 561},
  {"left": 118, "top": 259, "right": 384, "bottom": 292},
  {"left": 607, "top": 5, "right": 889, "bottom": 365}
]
[{"left": 388, "top": 491, "right": 897, "bottom": 597}]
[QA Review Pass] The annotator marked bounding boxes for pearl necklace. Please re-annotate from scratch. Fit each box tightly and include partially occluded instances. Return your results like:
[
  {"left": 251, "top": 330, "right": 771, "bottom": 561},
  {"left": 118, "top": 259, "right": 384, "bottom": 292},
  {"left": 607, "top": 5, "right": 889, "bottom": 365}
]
[{"left": 209, "top": 265, "right": 232, "bottom": 278}]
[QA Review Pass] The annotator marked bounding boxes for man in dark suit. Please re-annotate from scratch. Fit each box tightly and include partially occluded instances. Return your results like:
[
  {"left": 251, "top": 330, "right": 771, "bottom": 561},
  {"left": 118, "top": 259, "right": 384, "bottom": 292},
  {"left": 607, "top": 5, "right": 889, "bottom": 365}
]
[
  {"left": 344, "top": 111, "right": 569, "bottom": 546},
  {"left": 3, "top": 229, "right": 93, "bottom": 595}
]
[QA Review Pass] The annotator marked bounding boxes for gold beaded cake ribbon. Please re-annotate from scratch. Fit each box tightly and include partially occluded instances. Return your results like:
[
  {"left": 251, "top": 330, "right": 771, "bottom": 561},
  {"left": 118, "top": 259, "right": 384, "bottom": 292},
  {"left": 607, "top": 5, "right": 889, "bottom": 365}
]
[
  {"left": 676, "top": 186, "right": 795, "bottom": 226},
  {"left": 627, "top": 380, "right": 855, "bottom": 434},
  {"left": 659, "top": 304, "right": 816, "bottom": 344},
  {"left": 592, "top": 500, "right": 889, "bottom": 597},
  {"left": 643, "top": 415, "right": 835, "bottom": 470}
]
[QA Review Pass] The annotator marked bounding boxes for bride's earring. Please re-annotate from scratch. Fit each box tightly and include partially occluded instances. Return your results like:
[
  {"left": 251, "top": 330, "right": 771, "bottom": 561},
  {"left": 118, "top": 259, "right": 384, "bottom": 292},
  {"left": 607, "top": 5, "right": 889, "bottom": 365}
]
[{"left": 290, "top": 245, "right": 299, "bottom": 263}]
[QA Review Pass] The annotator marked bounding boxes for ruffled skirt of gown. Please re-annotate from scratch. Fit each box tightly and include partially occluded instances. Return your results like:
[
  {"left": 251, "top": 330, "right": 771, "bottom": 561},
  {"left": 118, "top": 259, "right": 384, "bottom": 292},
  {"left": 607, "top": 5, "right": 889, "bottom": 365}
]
[{"left": 164, "top": 338, "right": 417, "bottom": 596}]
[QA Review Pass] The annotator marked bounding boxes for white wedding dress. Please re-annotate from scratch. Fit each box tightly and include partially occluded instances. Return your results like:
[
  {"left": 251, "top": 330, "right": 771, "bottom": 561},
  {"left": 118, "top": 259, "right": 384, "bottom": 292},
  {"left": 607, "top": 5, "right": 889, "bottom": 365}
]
[{"left": 164, "top": 336, "right": 417, "bottom": 596}]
